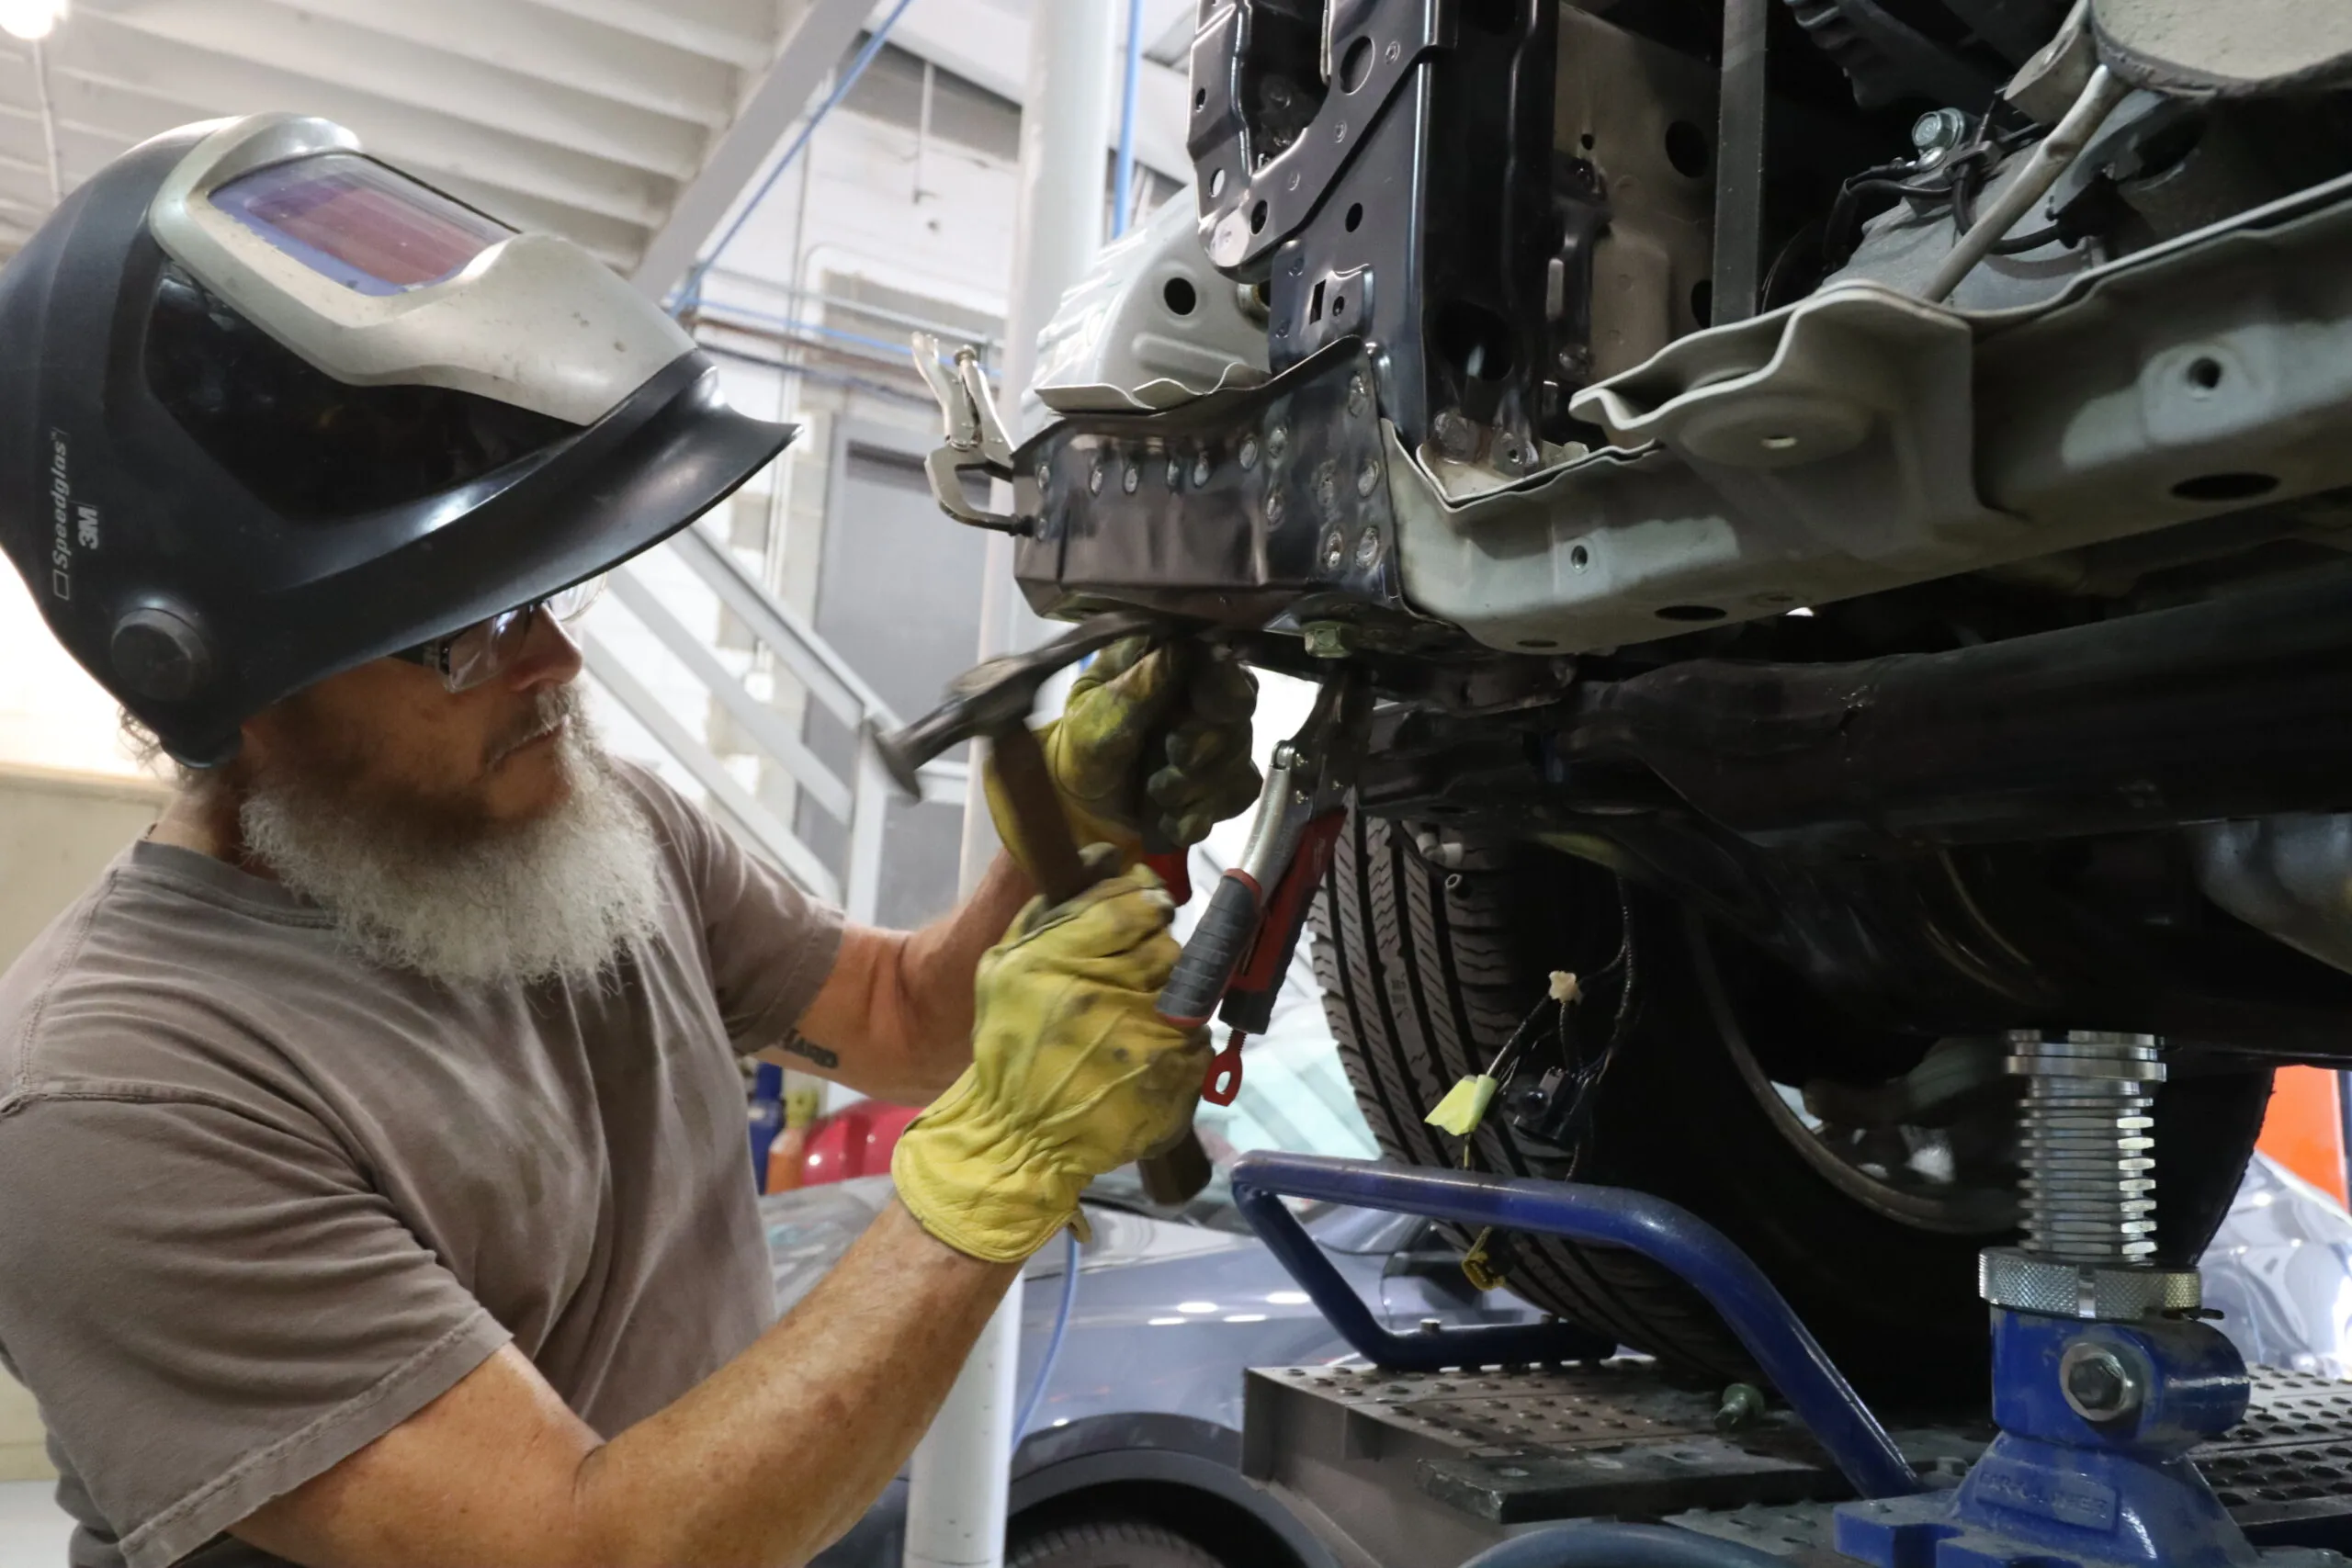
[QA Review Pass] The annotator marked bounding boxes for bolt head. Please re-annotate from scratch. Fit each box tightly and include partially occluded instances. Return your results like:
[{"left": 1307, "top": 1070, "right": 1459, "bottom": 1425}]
[
  {"left": 1319, "top": 526, "right": 1347, "bottom": 571},
  {"left": 1910, "top": 107, "right": 1969, "bottom": 165},
  {"left": 1088, "top": 460, "right": 1105, "bottom": 495},
  {"left": 1035, "top": 461, "right": 1053, "bottom": 490},
  {"left": 1354, "top": 527, "right": 1381, "bottom": 570},
  {"left": 1431, "top": 410, "right": 1478, "bottom": 462},
  {"left": 1166, "top": 456, "right": 1183, "bottom": 489},
  {"left": 1122, "top": 463, "right": 1140, "bottom": 494},
  {"left": 1238, "top": 434, "right": 1261, "bottom": 470},
  {"left": 1192, "top": 453, "right": 1213, "bottom": 487},
  {"left": 1267, "top": 423, "right": 1289, "bottom": 460},
  {"left": 1357, "top": 457, "right": 1382, "bottom": 497},
  {"left": 1266, "top": 491, "right": 1286, "bottom": 525},
  {"left": 1302, "top": 620, "right": 1353, "bottom": 659},
  {"left": 2060, "top": 1342, "right": 2143, "bottom": 1423},
  {"left": 1347, "top": 372, "right": 1370, "bottom": 415}
]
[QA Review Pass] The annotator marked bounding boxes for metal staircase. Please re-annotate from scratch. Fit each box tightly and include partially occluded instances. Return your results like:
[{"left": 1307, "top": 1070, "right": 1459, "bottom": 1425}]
[{"left": 581, "top": 517, "right": 964, "bottom": 925}]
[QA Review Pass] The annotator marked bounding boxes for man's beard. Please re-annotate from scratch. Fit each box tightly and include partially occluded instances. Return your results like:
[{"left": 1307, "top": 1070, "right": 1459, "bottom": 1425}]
[{"left": 235, "top": 687, "right": 663, "bottom": 989}]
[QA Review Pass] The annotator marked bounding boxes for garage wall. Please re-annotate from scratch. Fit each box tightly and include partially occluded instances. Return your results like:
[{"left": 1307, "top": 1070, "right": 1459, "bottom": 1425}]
[{"left": 0, "top": 761, "right": 169, "bottom": 1481}]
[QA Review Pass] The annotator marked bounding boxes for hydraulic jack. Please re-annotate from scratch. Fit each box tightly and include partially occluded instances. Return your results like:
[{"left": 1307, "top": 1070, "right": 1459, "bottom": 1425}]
[{"left": 1835, "top": 1033, "right": 2338, "bottom": 1568}]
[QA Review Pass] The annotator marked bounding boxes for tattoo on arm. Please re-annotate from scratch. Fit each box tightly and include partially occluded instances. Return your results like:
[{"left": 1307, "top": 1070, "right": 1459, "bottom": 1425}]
[{"left": 774, "top": 1031, "right": 839, "bottom": 1069}]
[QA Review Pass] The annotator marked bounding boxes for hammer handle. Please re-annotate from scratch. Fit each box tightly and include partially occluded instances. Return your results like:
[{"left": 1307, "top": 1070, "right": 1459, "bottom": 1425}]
[
  {"left": 989, "top": 722, "right": 1097, "bottom": 906},
  {"left": 989, "top": 721, "right": 1216, "bottom": 1206}
]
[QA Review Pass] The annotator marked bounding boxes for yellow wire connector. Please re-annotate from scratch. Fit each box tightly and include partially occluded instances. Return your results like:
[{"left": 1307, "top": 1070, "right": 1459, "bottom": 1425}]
[
  {"left": 1425, "top": 1073, "right": 1499, "bottom": 1137},
  {"left": 1462, "top": 1227, "right": 1509, "bottom": 1292}
]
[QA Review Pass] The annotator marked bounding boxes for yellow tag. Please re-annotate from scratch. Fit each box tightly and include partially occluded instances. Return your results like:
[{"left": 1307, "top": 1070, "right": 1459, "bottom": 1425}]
[
  {"left": 1425, "top": 1074, "right": 1499, "bottom": 1137},
  {"left": 1462, "top": 1227, "right": 1508, "bottom": 1292}
]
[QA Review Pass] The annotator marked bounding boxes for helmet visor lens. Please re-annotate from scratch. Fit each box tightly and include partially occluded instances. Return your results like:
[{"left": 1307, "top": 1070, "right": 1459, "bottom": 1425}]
[{"left": 209, "top": 152, "right": 514, "bottom": 297}]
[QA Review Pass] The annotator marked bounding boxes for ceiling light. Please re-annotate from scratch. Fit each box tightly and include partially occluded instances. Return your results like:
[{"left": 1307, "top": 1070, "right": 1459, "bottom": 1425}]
[{"left": 0, "top": 0, "right": 65, "bottom": 39}]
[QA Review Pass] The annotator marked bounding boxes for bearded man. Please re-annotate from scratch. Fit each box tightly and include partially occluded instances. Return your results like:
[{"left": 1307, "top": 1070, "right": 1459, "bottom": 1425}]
[{"left": 0, "top": 116, "right": 1259, "bottom": 1568}]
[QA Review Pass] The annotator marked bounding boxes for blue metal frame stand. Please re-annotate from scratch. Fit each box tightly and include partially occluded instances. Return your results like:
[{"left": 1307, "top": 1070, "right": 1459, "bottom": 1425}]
[{"left": 1227, "top": 1150, "right": 1922, "bottom": 1502}]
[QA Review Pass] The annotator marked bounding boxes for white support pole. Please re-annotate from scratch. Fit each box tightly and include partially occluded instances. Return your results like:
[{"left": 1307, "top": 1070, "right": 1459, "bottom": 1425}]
[{"left": 902, "top": 5, "right": 1115, "bottom": 1567}]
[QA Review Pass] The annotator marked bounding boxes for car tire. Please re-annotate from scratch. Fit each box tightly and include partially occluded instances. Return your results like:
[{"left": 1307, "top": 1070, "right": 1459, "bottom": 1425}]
[
  {"left": 1312, "top": 810, "right": 2272, "bottom": 1404},
  {"left": 1008, "top": 1516, "right": 1229, "bottom": 1568}
]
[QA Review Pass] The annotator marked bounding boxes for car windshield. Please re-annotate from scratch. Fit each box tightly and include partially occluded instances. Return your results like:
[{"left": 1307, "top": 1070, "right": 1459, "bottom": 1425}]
[{"left": 1086, "top": 672, "right": 1380, "bottom": 1226}]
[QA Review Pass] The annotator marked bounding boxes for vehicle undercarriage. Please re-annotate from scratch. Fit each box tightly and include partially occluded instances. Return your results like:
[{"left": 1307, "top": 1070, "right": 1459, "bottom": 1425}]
[{"left": 921, "top": 0, "right": 2352, "bottom": 1395}]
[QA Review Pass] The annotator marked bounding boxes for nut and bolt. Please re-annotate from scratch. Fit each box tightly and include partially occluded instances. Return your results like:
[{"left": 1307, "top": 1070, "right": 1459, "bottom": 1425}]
[
  {"left": 1192, "top": 452, "right": 1214, "bottom": 488},
  {"left": 1035, "top": 460, "right": 1053, "bottom": 490},
  {"left": 1356, "top": 457, "right": 1383, "bottom": 497},
  {"left": 1319, "top": 526, "right": 1348, "bottom": 571},
  {"left": 1911, "top": 107, "right": 1971, "bottom": 168},
  {"left": 1087, "top": 459, "right": 1105, "bottom": 495},
  {"left": 1496, "top": 437, "right": 1532, "bottom": 473},
  {"left": 2060, "top": 1341, "right": 2144, "bottom": 1424},
  {"left": 1431, "top": 410, "right": 1480, "bottom": 463},
  {"left": 1266, "top": 422, "right": 1289, "bottom": 461},
  {"left": 1354, "top": 527, "right": 1383, "bottom": 570},
  {"left": 1266, "top": 491, "right": 1287, "bottom": 525},
  {"left": 1303, "top": 620, "right": 1354, "bottom": 659},
  {"left": 1347, "top": 372, "right": 1370, "bottom": 416},
  {"left": 1419, "top": 1317, "right": 1444, "bottom": 1336},
  {"left": 1122, "top": 462, "right": 1140, "bottom": 494},
  {"left": 1166, "top": 456, "right": 1184, "bottom": 490},
  {"left": 1238, "top": 434, "right": 1261, "bottom": 470}
]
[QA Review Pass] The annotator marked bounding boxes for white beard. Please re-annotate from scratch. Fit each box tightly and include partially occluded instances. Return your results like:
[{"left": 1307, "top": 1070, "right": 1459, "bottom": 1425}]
[{"left": 237, "top": 718, "right": 663, "bottom": 989}]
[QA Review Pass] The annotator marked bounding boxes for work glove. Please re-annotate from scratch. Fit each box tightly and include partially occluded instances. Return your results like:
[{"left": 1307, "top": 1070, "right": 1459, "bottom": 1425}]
[
  {"left": 986, "top": 637, "right": 1261, "bottom": 880},
  {"left": 892, "top": 861, "right": 1212, "bottom": 1263}
]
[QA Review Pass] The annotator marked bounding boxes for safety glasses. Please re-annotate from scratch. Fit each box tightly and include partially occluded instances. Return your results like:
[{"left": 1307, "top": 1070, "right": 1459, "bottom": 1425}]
[{"left": 392, "top": 576, "right": 605, "bottom": 694}]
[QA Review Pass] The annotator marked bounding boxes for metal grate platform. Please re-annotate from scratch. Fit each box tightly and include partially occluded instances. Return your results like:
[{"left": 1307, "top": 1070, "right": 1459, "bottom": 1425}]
[{"left": 1241, "top": 1360, "right": 2352, "bottom": 1564}]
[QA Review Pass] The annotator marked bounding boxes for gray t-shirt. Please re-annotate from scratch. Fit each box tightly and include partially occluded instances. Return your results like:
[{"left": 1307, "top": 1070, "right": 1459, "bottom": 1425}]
[{"left": 0, "top": 763, "right": 844, "bottom": 1568}]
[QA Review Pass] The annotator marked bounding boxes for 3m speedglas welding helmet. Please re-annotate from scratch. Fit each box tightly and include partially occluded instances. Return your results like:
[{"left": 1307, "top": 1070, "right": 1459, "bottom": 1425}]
[{"left": 0, "top": 113, "right": 794, "bottom": 765}]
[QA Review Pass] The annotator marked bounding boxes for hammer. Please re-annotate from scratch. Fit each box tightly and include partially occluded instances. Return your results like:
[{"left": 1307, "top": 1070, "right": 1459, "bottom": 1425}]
[{"left": 878, "top": 611, "right": 1216, "bottom": 1206}]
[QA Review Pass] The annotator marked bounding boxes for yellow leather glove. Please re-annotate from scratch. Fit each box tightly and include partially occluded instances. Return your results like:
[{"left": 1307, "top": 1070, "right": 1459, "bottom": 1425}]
[
  {"left": 985, "top": 637, "right": 1261, "bottom": 879},
  {"left": 892, "top": 863, "right": 1212, "bottom": 1263}
]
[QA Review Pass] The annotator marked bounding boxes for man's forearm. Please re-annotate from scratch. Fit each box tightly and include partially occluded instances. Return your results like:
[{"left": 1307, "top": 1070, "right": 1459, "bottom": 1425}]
[
  {"left": 893, "top": 850, "right": 1032, "bottom": 1061},
  {"left": 578, "top": 1200, "right": 1018, "bottom": 1566},
  {"left": 786, "top": 852, "right": 1032, "bottom": 1103}
]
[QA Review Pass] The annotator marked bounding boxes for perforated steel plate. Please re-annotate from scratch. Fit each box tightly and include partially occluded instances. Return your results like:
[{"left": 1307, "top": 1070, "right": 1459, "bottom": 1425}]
[{"left": 1241, "top": 1361, "right": 2352, "bottom": 1562}]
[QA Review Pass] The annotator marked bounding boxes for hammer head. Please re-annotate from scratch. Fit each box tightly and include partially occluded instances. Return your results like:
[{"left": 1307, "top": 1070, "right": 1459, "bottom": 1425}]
[
  {"left": 873, "top": 654, "right": 1048, "bottom": 798},
  {"left": 875, "top": 608, "right": 1176, "bottom": 800}
]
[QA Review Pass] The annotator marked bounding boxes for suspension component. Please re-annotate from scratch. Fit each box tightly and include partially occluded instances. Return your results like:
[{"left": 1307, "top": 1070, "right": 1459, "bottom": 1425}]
[{"left": 1979, "top": 1031, "right": 2202, "bottom": 1322}]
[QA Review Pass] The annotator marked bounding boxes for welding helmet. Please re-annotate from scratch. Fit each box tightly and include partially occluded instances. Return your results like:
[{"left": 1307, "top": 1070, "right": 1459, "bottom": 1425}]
[{"left": 0, "top": 113, "right": 794, "bottom": 765}]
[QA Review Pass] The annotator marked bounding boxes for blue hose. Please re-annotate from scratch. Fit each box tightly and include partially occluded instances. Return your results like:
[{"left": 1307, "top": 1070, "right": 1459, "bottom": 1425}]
[
  {"left": 1459, "top": 1522, "right": 1790, "bottom": 1568},
  {"left": 1111, "top": 0, "right": 1143, "bottom": 237},
  {"left": 1014, "top": 1228, "right": 1080, "bottom": 1437}
]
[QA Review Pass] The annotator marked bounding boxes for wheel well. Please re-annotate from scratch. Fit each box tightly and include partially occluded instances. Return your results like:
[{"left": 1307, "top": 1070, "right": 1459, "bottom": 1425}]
[{"left": 1010, "top": 1481, "right": 1307, "bottom": 1568}]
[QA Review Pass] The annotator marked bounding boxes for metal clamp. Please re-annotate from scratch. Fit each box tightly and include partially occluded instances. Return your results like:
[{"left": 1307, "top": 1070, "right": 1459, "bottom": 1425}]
[{"left": 910, "top": 331, "right": 1029, "bottom": 534}]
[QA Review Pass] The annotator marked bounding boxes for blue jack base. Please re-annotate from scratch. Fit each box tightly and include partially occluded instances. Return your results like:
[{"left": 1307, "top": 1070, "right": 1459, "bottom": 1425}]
[
  {"left": 1837, "top": 1486, "right": 2344, "bottom": 1568},
  {"left": 1833, "top": 1310, "right": 2348, "bottom": 1568}
]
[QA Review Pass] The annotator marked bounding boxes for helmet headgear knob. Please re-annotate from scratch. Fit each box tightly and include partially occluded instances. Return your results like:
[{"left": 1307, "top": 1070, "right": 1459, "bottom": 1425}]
[{"left": 110, "top": 604, "right": 212, "bottom": 701}]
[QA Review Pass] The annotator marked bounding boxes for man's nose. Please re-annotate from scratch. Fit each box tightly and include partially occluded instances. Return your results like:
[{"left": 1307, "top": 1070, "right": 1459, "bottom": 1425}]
[{"left": 504, "top": 607, "right": 585, "bottom": 692}]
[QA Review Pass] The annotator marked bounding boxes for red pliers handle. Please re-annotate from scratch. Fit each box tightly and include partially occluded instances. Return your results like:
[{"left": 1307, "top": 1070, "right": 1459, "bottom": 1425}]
[{"left": 1156, "top": 673, "right": 1371, "bottom": 1100}]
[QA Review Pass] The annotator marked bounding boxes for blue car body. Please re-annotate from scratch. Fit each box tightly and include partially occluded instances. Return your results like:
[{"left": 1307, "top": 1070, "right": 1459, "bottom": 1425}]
[{"left": 765, "top": 1178, "right": 1537, "bottom": 1567}]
